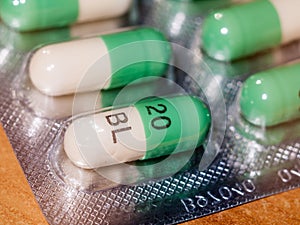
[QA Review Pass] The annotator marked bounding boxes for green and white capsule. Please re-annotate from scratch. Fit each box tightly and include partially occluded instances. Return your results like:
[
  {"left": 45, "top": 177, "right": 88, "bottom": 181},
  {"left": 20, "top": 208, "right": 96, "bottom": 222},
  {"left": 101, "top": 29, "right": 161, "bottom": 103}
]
[
  {"left": 0, "top": 0, "right": 132, "bottom": 31},
  {"left": 201, "top": 0, "right": 300, "bottom": 61},
  {"left": 64, "top": 95, "right": 211, "bottom": 169},
  {"left": 29, "top": 28, "right": 171, "bottom": 96},
  {"left": 240, "top": 62, "right": 300, "bottom": 127}
]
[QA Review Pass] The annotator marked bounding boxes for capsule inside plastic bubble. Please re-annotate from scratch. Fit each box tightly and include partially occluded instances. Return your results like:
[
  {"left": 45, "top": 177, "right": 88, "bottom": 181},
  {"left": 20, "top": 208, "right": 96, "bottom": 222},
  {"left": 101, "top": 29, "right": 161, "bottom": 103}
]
[
  {"left": 201, "top": 0, "right": 300, "bottom": 61},
  {"left": 63, "top": 94, "right": 211, "bottom": 169},
  {"left": 239, "top": 62, "right": 300, "bottom": 127},
  {"left": 29, "top": 27, "right": 172, "bottom": 96},
  {"left": 0, "top": 0, "right": 133, "bottom": 31}
]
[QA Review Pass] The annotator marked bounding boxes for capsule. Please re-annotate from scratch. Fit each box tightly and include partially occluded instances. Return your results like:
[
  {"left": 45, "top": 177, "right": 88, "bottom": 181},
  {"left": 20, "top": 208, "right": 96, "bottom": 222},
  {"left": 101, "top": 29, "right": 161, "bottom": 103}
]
[
  {"left": 0, "top": 0, "right": 132, "bottom": 31},
  {"left": 201, "top": 0, "right": 300, "bottom": 61},
  {"left": 64, "top": 95, "right": 211, "bottom": 169},
  {"left": 240, "top": 63, "right": 300, "bottom": 127},
  {"left": 29, "top": 28, "right": 171, "bottom": 96}
]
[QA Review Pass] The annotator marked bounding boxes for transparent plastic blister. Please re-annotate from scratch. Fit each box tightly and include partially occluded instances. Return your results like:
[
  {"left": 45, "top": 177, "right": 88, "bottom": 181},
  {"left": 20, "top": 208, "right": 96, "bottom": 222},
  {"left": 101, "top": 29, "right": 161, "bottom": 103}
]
[{"left": 0, "top": 1, "right": 299, "bottom": 225}]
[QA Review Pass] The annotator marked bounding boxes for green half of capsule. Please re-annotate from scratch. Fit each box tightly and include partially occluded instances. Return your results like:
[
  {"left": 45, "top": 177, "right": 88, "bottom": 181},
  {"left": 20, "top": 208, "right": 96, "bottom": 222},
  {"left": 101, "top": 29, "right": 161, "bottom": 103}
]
[
  {"left": 201, "top": 0, "right": 281, "bottom": 61},
  {"left": 240, "top": 62, "right": 300, "bottom": 127},
  {"left": 0, "top": 0, "right": 79, "bottom": 31},
  {"left": 135, "top": 95, "right": 211, "bottom": 159},
  {"left": 101, "top": 28, "right": 172, "bottom": 89}
]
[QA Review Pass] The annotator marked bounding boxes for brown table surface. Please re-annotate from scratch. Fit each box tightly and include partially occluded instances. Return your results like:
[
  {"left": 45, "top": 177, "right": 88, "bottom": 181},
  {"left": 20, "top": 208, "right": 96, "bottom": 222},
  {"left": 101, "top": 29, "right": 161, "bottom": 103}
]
[{"left": 0, "top": 125, "right": 299, "bottom": 225}]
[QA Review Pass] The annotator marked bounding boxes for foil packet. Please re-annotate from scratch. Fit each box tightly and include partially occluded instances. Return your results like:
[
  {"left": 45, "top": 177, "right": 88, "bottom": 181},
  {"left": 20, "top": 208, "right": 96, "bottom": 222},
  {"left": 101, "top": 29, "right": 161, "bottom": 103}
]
[{"left": 0, "top": 0, "right": 299, "bottom": 224}]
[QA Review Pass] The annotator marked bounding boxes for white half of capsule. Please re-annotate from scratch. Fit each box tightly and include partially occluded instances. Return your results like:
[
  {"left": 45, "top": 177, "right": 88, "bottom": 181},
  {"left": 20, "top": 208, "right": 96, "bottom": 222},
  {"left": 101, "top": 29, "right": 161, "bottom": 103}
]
[
  {"left": 270, "top": 0, "right": 300, "bottom": 43},
  {"left": 64, "top": 107, "right": 146, "bottom": 169},
  {"left": 77, "top": 0, "right": 132, "bottom": 23},
  {"left": 29, "top": 38, "right": 112, "bottom": 96}
]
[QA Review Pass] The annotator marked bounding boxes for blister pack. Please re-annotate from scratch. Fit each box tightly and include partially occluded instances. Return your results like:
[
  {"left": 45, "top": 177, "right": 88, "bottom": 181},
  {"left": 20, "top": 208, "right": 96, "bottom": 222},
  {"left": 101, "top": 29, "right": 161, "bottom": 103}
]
[{"left": 0, "top": 0, "right": 299, "bottom": 224}]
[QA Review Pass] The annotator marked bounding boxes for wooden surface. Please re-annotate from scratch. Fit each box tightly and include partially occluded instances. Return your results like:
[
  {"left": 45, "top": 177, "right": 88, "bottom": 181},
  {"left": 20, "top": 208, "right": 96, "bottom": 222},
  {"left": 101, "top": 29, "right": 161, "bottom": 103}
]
[
  {"left": 0, "top": 125, "right": 299, "bottom": 225},
  {"left": 0, "top": 125, "right": 48, "bottom": 225}
]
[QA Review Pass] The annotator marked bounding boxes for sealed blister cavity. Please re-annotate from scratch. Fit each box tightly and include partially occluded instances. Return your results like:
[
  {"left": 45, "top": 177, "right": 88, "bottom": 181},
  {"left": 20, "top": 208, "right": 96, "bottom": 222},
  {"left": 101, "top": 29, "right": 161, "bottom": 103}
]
[
  {"left": 201, "top": 0, "right": 300, "bottom": 61},
  {"left": 51, "top": 79, "right": 206, "bottom": 188},
  {"left": 0, "top": 0, "right": 133, "bottom": 31},
  {"left": 64, "top": 95, "right": 210, "bottom": 169},
  {"left": 29, "top": 27, "right": 172, "bottom": 96},
  {"left": 239, "top": 62, "right": 300, "bottom": 127},
  {"left": 229, "top": 83, "right": 300, "bottom": 146}
]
